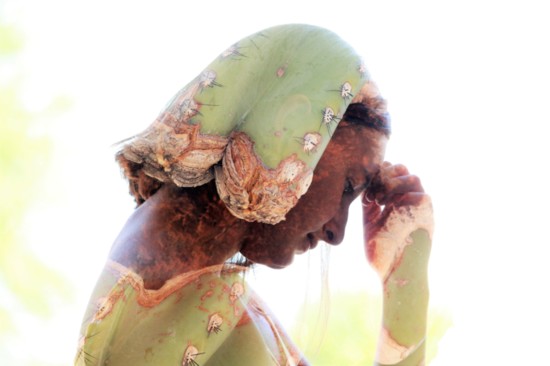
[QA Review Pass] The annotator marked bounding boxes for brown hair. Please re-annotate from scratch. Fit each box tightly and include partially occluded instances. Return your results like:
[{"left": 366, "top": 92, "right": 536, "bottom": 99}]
[
  {"left": 342, "top": 102, "right": 391, "bottom": 137},
  {"left": 116, "top": 154, "right": 164, "bottom": 205}
]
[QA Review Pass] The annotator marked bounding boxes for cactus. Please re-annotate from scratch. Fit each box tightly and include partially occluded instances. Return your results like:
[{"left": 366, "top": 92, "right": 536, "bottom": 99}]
[{"left": 118, "top": 24, "right": 370, "bottom": 223}]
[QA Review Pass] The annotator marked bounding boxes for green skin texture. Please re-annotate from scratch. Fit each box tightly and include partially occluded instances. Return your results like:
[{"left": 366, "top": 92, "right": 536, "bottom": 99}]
[
  {"left": 378, "top": 229, "right": 431, "bottom": 366},
  {"left": 177, "top": 24, "right": 368, "bottom": 169},
  {"left": 77, "top": 268, "right": 282, "bottom": 365}
]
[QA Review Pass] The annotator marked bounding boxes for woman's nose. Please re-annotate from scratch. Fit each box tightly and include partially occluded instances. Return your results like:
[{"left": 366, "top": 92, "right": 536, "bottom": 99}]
[{"left": 321, "top": 205, "right": 349, "bottom": 245}]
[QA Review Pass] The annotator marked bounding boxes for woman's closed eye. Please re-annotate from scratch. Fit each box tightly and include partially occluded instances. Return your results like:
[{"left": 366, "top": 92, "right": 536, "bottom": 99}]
[{"left": 343, "top": 179, "right": 354, "bottom": 194}]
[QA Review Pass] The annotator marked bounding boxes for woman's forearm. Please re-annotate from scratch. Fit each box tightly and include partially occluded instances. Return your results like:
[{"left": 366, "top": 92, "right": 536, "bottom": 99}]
[{"left": 364, "top": 181, "right": 434, "bottom": 365}]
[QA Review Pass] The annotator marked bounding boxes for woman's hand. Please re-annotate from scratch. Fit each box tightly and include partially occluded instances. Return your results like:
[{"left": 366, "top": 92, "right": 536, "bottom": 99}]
[
  {"left": 362, "top": 162, "right": 434, "bottom": 365},
  {"left": 364, "top": 162, "right": 424, "bottom": 207},
  {"left": 362, "top": 162, "right": 433, "bottom": 279}
]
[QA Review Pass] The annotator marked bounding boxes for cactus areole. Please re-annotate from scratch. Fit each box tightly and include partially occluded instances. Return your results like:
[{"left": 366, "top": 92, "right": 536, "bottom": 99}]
[{"left": 118, "top": 24, "right": 387, "bottom": 224}]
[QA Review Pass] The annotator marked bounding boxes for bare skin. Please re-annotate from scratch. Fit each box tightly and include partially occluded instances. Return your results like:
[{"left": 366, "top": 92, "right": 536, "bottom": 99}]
[
  {"left": 109, "top": 181, "right": 248, "bottom": 289},
  {"left": 109, "top": 121, "right": 423, "bottom": 290}
]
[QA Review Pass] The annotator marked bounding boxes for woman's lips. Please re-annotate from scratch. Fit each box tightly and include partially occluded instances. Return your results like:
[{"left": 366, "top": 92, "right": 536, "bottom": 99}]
[
  {"left": 307, "top": 233, "right": 318, "bottom": 250},
  {"left": 296, "top": 234, "right": 317, "bottom": 255}
]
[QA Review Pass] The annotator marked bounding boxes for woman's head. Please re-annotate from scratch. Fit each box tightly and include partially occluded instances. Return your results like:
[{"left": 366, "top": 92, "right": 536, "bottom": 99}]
[
  {"left": 115, "top": 24, "right": 391, "bottom": 267},
  {"left": 116, "top": 24, "right": 389, "bottom": 222}
]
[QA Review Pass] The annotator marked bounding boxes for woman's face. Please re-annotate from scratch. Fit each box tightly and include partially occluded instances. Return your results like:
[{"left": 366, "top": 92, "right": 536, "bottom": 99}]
[{"left": 240, "top": 122, "right": 388, "bottom": 268}]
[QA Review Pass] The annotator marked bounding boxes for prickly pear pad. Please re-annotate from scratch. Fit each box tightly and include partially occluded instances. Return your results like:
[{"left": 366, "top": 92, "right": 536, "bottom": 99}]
[{"left": 118, "top": 24, "right": 378, "bottom": 223}]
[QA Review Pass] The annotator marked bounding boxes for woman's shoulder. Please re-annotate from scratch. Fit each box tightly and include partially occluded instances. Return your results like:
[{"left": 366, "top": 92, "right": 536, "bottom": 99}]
[{"left": 76, "top": 261, "right": 308, "bottom": 365}]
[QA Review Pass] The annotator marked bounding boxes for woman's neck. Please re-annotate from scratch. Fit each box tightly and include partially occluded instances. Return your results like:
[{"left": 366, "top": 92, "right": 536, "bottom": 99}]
[{"left": 109, "top": 182, "right": 248, "bottom": 289}]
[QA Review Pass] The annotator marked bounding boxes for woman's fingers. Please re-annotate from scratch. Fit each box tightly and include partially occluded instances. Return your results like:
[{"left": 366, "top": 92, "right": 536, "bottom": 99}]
[
  {"left": 381, "top": 162, "right": 409, "bottom": 178},
  {"left": 362, "top": 196, "right": 381, "bottom": 226},
  {"left": 367, "top": 162, "right": 424, "bottom": 206},
  {"left": 361, "top": 197, "right": 382, "bottom": 262},
  {"left": 374, "top": 174, "right": 424, "bottom": 205},
  {"left": 362, "top": 162, "right": 430, "bottom": 266}
]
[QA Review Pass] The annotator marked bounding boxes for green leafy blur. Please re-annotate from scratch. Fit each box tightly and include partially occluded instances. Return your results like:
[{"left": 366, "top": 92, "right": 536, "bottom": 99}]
[
  {"left": 0, "top": 18, "right": 71, "bottom": 338},
  {"left": 293, "top": 291, "right": 452, "bottom": 365}
]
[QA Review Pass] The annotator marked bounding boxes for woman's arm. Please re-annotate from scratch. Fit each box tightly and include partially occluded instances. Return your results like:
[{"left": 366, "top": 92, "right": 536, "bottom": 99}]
[{"left": 363, "top": 163, "right": 434, "bottom": 365}]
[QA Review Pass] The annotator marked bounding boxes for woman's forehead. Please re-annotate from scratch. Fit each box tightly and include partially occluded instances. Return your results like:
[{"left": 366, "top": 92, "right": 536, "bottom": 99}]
[{"left": 321, "top": 125, "right": 387, "bottom": 172}]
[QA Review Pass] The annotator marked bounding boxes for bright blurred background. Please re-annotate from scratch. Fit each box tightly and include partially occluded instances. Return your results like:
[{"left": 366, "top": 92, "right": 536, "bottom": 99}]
[{"left": 1, "top": 0, "right": 549, "bottom": 365}]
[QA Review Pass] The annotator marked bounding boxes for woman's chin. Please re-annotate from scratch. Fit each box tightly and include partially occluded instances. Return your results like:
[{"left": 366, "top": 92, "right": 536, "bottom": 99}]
[{"left": 241, "top": 251, "right": 294, "bottom": 269}]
